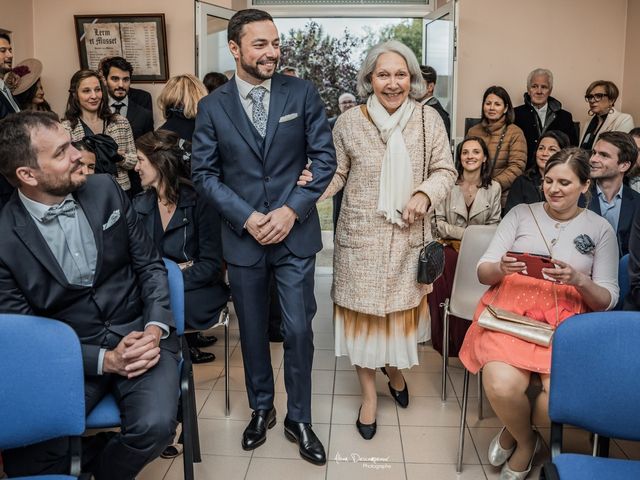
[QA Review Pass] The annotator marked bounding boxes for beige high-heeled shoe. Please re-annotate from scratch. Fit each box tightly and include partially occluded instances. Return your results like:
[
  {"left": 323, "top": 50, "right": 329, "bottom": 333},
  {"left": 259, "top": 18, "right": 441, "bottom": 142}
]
[
  {"left": 499, "top": 434, "right": 540, "bottom": 480},
  {"left": 488, "top": 427, "right": 515, "bottom": 467}
]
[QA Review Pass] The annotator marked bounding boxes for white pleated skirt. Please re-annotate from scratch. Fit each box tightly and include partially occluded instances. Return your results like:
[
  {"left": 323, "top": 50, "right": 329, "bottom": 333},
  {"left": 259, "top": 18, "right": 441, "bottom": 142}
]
[{"left": 334, "top": 296, "right": 430, "bottom": 370}]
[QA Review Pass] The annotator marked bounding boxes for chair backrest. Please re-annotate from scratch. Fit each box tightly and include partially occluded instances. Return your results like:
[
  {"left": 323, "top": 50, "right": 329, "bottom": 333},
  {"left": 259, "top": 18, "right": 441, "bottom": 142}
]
[
  {"left": 464, "top": 117, "right": 482, "bottom": 136},
  {"left": 549, "top": 311, "right": 640, "bottom": 441},
  {"left": 0, "top": 315, "right": 85, "bottom": 450},
  {"left": 163, "top": 258, "right": 185, "bottom": 336},
  {"left": 616, "top": 253, "right": 630, "bottom": 310},
  {"left": 449, "top": 224, "right": 497, "bottom": 319}
]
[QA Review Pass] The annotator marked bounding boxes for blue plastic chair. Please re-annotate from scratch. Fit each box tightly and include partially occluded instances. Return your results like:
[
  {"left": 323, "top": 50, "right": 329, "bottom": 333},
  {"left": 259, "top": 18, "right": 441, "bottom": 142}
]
[
  {"left": 85, "top": 258, "right": 200, "bottom": 480},
  {"left": 541, "top": 311, "right": 640, "bottom": 479},
  {"left": 615, "top": 254, "right": 630, "bottom": 310},
  {"left": 0, "top": 315, "right": 85, "bottom": 479}
]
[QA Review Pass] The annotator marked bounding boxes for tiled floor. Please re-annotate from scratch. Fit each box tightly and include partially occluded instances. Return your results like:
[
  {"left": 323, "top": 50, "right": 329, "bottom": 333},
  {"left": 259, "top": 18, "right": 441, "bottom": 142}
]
[{"left": 139, "top": 270, "right": 639, "bottom": 480}]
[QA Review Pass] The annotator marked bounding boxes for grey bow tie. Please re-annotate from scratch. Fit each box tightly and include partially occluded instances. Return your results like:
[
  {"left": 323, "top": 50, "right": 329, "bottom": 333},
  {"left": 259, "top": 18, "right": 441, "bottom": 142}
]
[{"left": 42, "top": 199, "right": 77, "bottom": 223}]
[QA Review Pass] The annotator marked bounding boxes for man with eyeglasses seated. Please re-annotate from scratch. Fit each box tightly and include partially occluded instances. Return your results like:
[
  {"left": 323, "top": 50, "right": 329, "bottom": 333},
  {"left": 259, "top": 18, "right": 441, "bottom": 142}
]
[{"left": 587, "top": 131, "right": 640, "bottom": 257}]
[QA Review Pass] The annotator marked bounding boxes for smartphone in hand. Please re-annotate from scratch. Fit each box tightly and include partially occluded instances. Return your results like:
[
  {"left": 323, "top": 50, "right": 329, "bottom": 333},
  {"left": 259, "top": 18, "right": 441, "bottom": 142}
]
[{"left": 506, "top": 251, "right": 554, "bottom": 280}]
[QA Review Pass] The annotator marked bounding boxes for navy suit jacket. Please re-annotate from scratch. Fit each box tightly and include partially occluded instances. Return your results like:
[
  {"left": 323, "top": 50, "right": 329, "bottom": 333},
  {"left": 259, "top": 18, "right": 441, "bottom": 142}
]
[
  {"left": 588, "top": 183, "right": 640, "bottom": 257},
  {"left": 0, "top": 174, "right": 176, "bottom": 375},
  {"left": 191, "top": 73, "right": 336, "bottom": 266}
]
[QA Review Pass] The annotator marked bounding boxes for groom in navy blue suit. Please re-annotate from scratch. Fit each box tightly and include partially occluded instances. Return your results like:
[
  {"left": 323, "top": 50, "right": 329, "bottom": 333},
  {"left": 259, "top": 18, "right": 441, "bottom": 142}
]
[{"left": 192, "top": 9, "right": 336, "bottom": 465}]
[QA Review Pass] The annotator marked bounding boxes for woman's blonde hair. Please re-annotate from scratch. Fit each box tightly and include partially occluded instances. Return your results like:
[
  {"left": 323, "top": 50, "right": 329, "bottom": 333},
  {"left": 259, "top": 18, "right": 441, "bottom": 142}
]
[{"left": 157, "top": 74, "right": 208, "bottom": 120}]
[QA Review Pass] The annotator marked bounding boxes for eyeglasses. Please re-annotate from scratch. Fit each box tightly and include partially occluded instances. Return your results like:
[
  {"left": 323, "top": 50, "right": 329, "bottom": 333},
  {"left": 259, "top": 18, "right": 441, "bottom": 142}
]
[
  {"left": 585, "top": 93, "right": 608, "bottom": 102},
  {"left": 339, "top": 100, "right": 356, "bottom": 106}
]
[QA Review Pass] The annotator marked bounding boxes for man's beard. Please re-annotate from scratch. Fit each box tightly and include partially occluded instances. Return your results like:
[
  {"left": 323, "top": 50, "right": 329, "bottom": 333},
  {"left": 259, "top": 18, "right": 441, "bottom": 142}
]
[
  {"left": 38, "top": 169, "right": 86, "bottom": 196},
  {"left": 240, "top": 56, "right": 278, "bottom": 81},
  {"left": 111, "top": 88, "right": 128, "bottom": 100},
  {"left": 0, "top": 63, "right": 11, "bottom": 75}
]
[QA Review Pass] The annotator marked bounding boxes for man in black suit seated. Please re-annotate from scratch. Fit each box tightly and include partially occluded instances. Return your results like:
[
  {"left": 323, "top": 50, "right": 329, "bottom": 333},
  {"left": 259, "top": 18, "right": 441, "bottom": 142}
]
[
  {"left": 100, "top": 56, "right": 154, "bottom": 196},
  {"left": 0, "top": 112, "right": 179, "bottom": 480},
  {"left": 588, "top": 131, "right": 640, "bottom": 257}
]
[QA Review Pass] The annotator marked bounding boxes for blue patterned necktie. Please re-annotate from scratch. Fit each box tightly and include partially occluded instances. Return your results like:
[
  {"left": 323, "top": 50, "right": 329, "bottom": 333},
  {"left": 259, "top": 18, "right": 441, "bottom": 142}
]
[
  {"left": 42, "top": 199, "right": 77, "bottom": 223},
  {"left": 248, "top": 86, "right": 267, "bottom": 138}
]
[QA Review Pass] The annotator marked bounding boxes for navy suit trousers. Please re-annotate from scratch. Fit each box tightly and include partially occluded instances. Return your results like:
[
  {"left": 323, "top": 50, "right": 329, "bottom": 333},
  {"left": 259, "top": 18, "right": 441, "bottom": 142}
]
[{"left": 227, "top": 242, "right": 316, "bottom": 423}]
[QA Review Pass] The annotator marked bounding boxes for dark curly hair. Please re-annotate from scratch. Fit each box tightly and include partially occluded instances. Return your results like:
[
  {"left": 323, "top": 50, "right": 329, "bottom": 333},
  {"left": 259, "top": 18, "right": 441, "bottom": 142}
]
[{"left": 135, "top": 129, "right": 192, "bottom": 205}]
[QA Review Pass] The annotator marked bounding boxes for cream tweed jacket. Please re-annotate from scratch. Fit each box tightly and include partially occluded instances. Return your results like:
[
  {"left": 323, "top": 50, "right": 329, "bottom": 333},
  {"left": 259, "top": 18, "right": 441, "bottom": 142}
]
[{"left": 326, "top": 102, "right": 457, "bottom": 316}]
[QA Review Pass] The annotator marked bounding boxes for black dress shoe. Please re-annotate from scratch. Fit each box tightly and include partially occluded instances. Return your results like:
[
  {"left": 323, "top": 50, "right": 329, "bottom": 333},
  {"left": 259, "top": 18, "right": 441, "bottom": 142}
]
[
  {"left": 356, "top": 406, "right": 377, "bottom": 440},
  {"left": 194, "top": 332, "right": 217, "bottom": 348},
  {"left": 242, "top": 408, "right": 276, "bottom": 450},
  {"left": 381, "top": 367, "right": 409, "bottom": 408},
  {"left": 284, "top": 416, "right": 326, "bottom": 465},
  {"left": 189, "top": 347, "right": 215, "bottom": 364}
]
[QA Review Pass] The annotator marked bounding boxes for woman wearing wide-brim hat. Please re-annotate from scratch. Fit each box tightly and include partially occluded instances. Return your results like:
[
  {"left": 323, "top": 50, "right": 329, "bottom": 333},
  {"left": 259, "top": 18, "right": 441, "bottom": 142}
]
[{"left": 5, "top": 58, "right": 52, "bottom": 112}]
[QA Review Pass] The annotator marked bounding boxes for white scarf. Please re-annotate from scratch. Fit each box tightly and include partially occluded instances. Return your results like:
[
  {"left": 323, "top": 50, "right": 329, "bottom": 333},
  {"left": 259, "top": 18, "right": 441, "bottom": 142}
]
[{"left": 367, "top": 95, "right": 415, "bottom": 226}]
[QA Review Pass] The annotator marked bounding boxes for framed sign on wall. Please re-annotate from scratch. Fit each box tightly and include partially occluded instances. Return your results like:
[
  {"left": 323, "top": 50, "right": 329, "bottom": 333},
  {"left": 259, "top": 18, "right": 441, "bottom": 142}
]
[{"left": 74, "top": 14, "right": 169, "bottom": 82}]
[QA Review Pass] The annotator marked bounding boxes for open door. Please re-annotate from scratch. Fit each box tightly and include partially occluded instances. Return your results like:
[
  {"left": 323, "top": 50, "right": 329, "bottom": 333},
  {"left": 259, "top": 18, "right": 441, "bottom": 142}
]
[
  {"left": 423, "top": 1, "right": 457, "bottom": 142},
  {"left": 195, "top": 2, "right": 237, "bottom": 79}
]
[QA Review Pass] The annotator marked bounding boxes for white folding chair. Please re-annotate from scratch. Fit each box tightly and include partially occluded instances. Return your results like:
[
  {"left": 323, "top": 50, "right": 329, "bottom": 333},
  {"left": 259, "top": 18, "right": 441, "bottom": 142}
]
[
  {"left": 439, "top": 225, "right": 497, "bottom": 473},
  {"left": 441, "top": 224, "right": 496, "bottom": 400}
]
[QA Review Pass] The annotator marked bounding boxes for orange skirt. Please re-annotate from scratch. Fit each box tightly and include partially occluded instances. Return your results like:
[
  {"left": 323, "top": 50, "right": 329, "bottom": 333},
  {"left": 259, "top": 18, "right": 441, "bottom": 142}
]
[{"left": 459, "top": 274, "right": 589, "bottom": 374}]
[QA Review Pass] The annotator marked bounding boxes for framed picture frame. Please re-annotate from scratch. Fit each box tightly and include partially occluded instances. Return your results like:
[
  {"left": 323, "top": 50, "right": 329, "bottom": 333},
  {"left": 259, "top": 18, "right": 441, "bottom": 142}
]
[{"left": 74, "top": 14, "right": 169, "bottom": 82}]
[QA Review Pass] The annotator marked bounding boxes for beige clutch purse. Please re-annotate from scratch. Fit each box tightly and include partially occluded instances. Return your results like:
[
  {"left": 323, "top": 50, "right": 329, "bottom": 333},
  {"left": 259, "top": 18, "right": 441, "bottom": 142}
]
[{"left": 478, "top": 306, "right": 555, "bottom": 347}]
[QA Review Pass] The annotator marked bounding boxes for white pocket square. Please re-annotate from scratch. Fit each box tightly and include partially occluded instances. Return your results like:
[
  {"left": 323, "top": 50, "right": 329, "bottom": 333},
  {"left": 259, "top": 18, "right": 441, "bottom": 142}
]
[
  {"left": 279, "top": 113, "right": 299, "bottom": 123},
  {"left": 102, "top": 209, "right": 121, "bottom": 230}
]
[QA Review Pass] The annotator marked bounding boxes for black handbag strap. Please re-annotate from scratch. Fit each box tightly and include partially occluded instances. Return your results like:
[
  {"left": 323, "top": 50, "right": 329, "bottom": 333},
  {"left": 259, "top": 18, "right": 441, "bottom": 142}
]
[
  {"left": 492, "top": 125, "right": 508, "bottom": 166},
  {"left": 421, "top": 105, "right": 439, "bottom": 245}
]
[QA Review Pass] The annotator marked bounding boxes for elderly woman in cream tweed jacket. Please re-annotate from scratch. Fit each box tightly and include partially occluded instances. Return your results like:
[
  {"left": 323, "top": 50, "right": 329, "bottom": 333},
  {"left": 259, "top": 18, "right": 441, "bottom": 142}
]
[{"left": 303, "top": 40, "right": 456, "bottom": 439}]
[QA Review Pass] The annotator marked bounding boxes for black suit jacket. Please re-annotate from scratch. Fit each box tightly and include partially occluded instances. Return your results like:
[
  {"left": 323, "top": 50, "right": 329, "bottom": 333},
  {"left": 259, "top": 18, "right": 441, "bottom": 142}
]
[
  {"left": 133, "top": 185, "right": 228, "bottom": 329},
  {"left": 588, "top": 183, "right": 640, "bottom": 257},
  {"left": 0, "top": 174, "right": 176, "bottom": 375},
  {"left": 129, "top": 87, "right": 153, "bottom": 115},
  {"left": 126, "top": 99, "right": 154, "bottom": 140},
  {"left": 514, "top": 94, "right": 579, "bottom": 170},
  {"left": 0, "top": 90, "right": 19, "bottom": 120}
]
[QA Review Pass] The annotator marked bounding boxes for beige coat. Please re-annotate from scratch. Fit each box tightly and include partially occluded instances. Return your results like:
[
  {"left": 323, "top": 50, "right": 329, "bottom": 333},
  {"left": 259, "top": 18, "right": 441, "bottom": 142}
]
[
  {"left": 467, "top": 118, "right": 527, "bottom": 205},
  {"left": 435, "top": 180, "right": 502, "bottom": 240},
  {"left": 580, "top": 107, "right": 635, "bottom": 146},
  {"left": 326, "top": 102, "right": 457, "bottom": 316}
]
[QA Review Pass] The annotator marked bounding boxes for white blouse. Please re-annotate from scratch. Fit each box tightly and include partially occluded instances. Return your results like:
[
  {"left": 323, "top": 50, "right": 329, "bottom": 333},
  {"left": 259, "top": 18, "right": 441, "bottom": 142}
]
[{"left": 479, "top": 202, "right": 620, "bottom": 309}]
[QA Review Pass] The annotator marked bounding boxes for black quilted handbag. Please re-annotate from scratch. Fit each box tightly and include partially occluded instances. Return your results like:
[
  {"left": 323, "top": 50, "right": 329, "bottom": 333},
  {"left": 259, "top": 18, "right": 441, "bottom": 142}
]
[
  {"left": 416, "top": 105, "right": 445, "bottom": 285},
  {"left": 418, "top": 239, "right": 445, "bottom": 284}
]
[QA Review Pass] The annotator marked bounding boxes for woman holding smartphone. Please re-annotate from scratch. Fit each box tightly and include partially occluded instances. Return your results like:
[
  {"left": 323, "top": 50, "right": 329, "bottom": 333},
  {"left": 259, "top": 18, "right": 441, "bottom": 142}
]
[{"left": 459, "top": 148, "right": 618, "bottom": 480}]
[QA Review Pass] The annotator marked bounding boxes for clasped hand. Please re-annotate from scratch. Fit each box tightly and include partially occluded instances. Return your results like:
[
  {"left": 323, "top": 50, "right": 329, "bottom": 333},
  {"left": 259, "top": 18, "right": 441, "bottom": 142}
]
[
  {"left": 246, "top": 206, "right": 297, "bottom": 245},
  {"left": 104, "top": 326, "right": 162, "bottom": 379}
]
